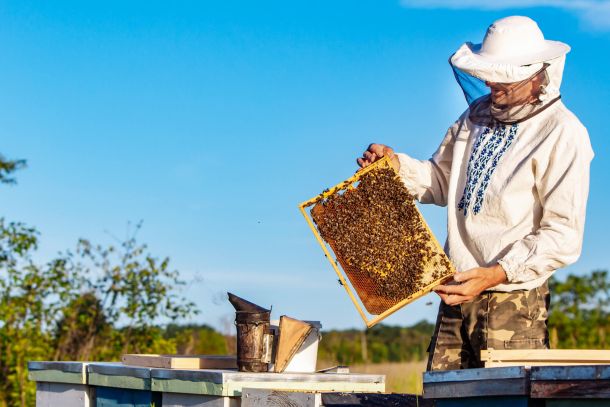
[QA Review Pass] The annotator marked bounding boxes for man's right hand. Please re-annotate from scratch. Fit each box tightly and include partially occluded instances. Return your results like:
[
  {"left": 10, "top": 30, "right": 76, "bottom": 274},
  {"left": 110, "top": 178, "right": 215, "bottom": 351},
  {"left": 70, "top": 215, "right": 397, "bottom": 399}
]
[{"left": 357, "top": 143, "right": 400, "bottom": 171}]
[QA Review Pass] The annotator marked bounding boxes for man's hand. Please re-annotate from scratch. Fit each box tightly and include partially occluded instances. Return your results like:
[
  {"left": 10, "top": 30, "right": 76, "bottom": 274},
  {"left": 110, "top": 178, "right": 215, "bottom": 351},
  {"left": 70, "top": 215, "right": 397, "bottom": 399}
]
[
  {"left": 357, "top": 143, "right": 400, "bottom": 172},
  {"left": 434, "top": 264, "right": 508, "bottom": 306}
]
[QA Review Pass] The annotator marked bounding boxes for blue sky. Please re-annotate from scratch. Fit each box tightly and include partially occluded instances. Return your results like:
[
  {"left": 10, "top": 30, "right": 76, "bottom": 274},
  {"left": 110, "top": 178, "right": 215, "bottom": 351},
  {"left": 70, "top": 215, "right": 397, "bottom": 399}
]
[{"left": 1, "top": 1, "right": 609, "bottom": 331}]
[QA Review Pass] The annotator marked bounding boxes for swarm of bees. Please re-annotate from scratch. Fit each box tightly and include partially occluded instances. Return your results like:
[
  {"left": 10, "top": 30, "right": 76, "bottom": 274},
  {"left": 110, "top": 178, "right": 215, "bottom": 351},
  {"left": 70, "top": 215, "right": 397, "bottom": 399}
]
[{"left": 312, "top": 166, "right": 452, "bottom": 305}]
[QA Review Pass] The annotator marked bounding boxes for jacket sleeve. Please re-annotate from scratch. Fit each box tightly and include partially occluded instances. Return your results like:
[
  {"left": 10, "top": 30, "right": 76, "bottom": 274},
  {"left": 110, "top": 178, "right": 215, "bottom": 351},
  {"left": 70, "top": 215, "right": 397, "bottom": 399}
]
[
  {"left": 395, "top": 114, "right": 465, "bottom": 206},
  {"left": 498, "top": 121, "right": 594, "bottom": 283}
]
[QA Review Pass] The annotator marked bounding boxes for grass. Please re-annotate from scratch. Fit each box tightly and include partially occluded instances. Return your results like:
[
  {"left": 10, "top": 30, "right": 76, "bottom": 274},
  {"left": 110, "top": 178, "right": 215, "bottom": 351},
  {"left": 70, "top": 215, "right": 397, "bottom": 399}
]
[{"left": 322, "top": 361, "right": 427, "bottom": 394}]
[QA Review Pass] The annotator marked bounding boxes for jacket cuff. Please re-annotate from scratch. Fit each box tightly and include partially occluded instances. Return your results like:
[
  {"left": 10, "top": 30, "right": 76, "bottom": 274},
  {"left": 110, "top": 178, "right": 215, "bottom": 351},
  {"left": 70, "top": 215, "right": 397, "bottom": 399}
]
[{"left": 497, "top": 258, "right": 524, "bottom": 284}]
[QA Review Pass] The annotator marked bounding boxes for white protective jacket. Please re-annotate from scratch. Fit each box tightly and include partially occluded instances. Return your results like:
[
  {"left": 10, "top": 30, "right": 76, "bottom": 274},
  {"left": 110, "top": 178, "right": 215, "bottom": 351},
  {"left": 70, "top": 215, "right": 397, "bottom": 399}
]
[{"left": 396, "top": 66, "right": 594, "bottom": 291}]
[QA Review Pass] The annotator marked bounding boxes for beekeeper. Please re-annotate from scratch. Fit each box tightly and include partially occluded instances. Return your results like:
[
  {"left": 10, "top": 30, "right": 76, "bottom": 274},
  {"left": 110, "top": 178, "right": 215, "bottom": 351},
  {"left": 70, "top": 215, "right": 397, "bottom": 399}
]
[{"left": 357, "top": 16, "right": 593, "bottom": 371}]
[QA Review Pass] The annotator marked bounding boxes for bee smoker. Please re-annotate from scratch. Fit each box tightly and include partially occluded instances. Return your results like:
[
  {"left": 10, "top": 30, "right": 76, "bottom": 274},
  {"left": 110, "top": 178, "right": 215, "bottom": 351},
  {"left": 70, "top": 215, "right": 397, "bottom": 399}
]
[{"left": 228, "top": 293, "right": 273, "bottom": 372}]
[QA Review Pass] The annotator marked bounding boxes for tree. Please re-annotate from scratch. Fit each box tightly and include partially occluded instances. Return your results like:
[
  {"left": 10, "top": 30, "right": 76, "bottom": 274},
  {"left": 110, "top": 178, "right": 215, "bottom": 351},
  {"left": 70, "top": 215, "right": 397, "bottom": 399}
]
[
  {"left": 549, "top": 270, "right": 610, "bottom": 349},
  {"left": 0, "top": 219, "right": 77, "bottom": 406},
  {"left": 0, "top": 154, "right": 198, "bottom": 406},
  {"left": 0, "top": 218, "right": 198, "bottom": 406},
  {"left": 0, "top": 155, "right": 26, "bottom": 185},
  {"left": 64, "top": 227, "right": 198, "bottom": 356},
  {"left": 53, "top": 292, "right": 112, "bottom": 361},
  {"left": 317, "top": 321, "right": 434, "bottom": 365},
  {"left": 165, "top": 324, "right": 229, "bottom": 355}
]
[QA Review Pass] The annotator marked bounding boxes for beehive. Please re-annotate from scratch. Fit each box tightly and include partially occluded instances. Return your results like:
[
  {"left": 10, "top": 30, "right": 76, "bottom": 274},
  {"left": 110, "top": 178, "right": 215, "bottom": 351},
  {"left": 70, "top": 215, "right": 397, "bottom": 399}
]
[{"left": 299, "top": 157, "right": 455, "bottom": 327}]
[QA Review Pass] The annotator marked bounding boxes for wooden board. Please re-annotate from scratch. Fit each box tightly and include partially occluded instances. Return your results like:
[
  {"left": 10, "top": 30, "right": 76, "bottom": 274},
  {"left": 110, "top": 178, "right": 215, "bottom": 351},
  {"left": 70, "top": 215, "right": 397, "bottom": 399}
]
[
  {"left": 122, "top": 354, "right": 237, "bottom": 370},
  {"left": 434, "top": 397, "right": 534, "bottom": 407},
  {"left": 163, "top": 393, "right": 239, "bottom": 407},
  {"left": 94, "top": 386, "right": 160, "bottom": 407},
  {"left": 530, "top": 365, "right": 610, "bottom": 399},
  {"left": 28, "top": 361, "right": 89, "bottom": 385},
  {"left": 151, "top": 368, "right": 385, "bottom": 396},
  {"left": 36, "top": 382, "right": 91, "bottom": 407},
  {"left": 88, "top": 362, "right": 152, "bottom": 391},
  {"left": 531, "top": 381, "right": 610, "bottom": 399},
  {"left": 321, "top": 392, "right": 433, "bottom": 407},
  {"left": 423, "top": 366, "right": 529, "bottom": 399},
  {"left": 241, "top": 389, "right": 321, "bottom": 407},
  {"left": 483, "top": 349, "right": 610, "bottom": 367}
]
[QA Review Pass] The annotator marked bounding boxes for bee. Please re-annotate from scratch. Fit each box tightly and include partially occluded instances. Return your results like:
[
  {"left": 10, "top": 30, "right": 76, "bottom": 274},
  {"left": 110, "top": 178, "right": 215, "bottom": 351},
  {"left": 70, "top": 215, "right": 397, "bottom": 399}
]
[{"left": 313, "top": 165, "right": 453, "bottom": 304}]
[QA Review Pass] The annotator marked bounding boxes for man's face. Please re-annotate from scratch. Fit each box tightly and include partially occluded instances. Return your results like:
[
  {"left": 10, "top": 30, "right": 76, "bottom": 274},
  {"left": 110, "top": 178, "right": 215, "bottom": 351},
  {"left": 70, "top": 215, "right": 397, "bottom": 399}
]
[{"left": 486, "top": 75, "right": 542, "bottom": 106}]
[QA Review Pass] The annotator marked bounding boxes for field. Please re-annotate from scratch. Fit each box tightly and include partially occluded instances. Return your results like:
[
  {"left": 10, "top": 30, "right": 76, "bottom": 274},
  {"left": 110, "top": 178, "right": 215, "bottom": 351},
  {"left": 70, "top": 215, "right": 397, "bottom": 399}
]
[{"left": 325, "top": 361, "right": 427, "bottom": 394}]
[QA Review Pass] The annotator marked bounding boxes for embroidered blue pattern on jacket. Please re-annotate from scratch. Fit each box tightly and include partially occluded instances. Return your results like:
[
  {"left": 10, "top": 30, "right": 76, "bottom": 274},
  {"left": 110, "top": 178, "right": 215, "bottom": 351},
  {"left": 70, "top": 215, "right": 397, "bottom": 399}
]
[{"left": 457, "top": 123, "right": 518, "bottom": 215}]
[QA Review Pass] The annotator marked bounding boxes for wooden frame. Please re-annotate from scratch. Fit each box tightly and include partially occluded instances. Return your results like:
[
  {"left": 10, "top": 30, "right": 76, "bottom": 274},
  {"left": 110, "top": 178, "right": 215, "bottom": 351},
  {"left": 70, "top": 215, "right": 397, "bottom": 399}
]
[
  {"left": 483, "top": 349, "right": 610, "bottom": 367},
  {"left": 298, "top": 157, "right": 454, "bottom": 328}
]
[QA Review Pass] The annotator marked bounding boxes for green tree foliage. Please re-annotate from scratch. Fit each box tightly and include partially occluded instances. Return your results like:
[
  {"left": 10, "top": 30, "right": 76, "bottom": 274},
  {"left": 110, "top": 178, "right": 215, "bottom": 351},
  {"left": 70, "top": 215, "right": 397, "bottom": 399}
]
[
  {"left": 0, "top": 155, "right": 200, "bottom": 406},
  {"left": 53, "top": 292, "right": 112, "bottom": 361},
  {"left": 318, "top": 320, "right": 434, "bottom": 365},
  {"left": 62, "top": 231, "right": 198, "bottom": 357},
  {"left": 548, "top": 270, "right": 610, "bottom": 349},
  {"left": 0, "top": 220, "right": 75, "bottom": 406},
  {"left": 0, "top": 155, "right": 26, "bottom": 185},
  {"left": 165, "top": 324, "right": 229, "bottom": 355},
  {"left": 0, "top": 219, "right": 198, "bottom": 405}
]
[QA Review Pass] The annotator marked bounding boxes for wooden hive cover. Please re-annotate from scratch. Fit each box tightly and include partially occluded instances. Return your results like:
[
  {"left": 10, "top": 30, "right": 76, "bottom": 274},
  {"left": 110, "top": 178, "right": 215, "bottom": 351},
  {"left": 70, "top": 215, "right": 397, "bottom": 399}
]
[{"left": 121, "top": 354, "right": 237, "bottom": 370}]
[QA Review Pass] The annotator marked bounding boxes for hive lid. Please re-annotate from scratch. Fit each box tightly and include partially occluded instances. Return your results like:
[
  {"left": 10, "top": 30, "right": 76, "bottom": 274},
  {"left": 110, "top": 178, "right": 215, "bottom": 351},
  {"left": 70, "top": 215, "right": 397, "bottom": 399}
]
[
  {"left": 274, "top": 316, "right": 313, "bottom": 373},
  {"left": 227, "top": 292, "right": 270, "bottom": 313}
]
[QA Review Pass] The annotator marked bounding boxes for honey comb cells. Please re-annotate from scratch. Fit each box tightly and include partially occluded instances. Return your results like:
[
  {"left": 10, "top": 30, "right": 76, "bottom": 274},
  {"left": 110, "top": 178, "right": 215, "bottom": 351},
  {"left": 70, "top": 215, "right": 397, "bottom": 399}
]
[{"left": 311, "top": 166, "right": 452, "bottom": 310}]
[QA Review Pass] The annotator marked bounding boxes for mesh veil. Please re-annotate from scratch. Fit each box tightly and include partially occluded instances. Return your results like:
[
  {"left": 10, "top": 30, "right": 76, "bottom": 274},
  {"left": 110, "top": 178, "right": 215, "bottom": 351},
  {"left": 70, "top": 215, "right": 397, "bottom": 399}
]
[{"left": 450, "top": 59, "right": 561, "bottom": 126}]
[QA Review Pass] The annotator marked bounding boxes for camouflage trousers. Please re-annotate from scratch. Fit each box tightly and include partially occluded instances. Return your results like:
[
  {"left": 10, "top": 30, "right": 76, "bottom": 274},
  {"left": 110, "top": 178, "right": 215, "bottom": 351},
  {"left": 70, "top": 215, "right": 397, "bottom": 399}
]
[{"left": 426, "top": 282, "right": 550, "bottom": 371}]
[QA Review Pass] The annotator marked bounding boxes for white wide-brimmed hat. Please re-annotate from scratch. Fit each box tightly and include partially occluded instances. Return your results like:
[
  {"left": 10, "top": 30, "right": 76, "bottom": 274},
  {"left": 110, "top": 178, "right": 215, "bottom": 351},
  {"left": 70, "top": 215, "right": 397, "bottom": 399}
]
[{"left": 451, "top": 16, "right": 570, "bottom": 83}]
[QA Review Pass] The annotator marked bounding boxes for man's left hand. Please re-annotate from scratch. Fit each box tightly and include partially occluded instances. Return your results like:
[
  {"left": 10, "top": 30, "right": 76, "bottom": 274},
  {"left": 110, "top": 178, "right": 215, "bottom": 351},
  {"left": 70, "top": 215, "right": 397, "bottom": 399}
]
[{"left": 434, "top": 264, "right": 508, "bottom": 306}]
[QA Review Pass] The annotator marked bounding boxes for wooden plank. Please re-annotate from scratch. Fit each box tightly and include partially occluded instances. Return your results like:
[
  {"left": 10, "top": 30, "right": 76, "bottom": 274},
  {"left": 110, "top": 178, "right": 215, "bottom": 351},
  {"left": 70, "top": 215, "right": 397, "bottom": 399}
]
[
  {"left": 29, "top": 370, "right": 86, "bottom": 385},
  {"left": 36, "top": 382, "right": 91, "bottom": 407},
  {"left": 122, "top": 354, "right": 237, "bottom": 369},
  {"left": 434, "top": 397, "right": 535, "bottom": 407},
  {"left": 531, "top": 380, "right": 610, "bottom": 399},
  {"left": 94, "top": 386, "right": 160, "bottom": 407},
  {"left": 321, "top": 392, "right": 433, "bottom": 407},
  {"left": 88, "top": 363, "right": 152, "bottom": 391},
  {"left": 151, "top": 368, "right": 385, "bottom": 396},
  {"left": 241, "top": 389, "right": 321, "bottom": 407},
  {"left": 88, "top": 362, "right": 150, "bottom": 379},
  {"left": 530, "top": 365, "right": 610, "bottom": 399},
  {"left": 546, "top": 401, "right": 610, "bottom": 407},
  {"left": 483, "top": 349, "right": 610, "bottom": 367},
  {"left": 28, "top": 361, "right": 88, "bottom": 374},
  {"left": 151, "top": 368, "right": 384, "bottom": 384},
  {"left": 424, "top": 378, "right": 529, "bottom": 399},
  {"left": 28, "top": 361, "right": 88, "bottom": 385},
  {"left": 486, "top": 361, "right": 610, "bottom": 367},
  {"left": 424, "top": 366, "right": 527, "bottom": 384},
  {"left": 485, "top": 349, "right": 610, "bottom": 361},
  {"left": 162, "top": 392, "right": 239, "bottom": 407},
  {"left": 531, "top": 365, "right": 610, "bottom": 381},
  {"left": 88, "top": 373, "right": 151, "bottom": 391},
  {"left": 224, "top": 380, "right": 384, "bottom": 397},
  {"left": 423, "top": 367, "right": 529, "bottom": 399}
]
